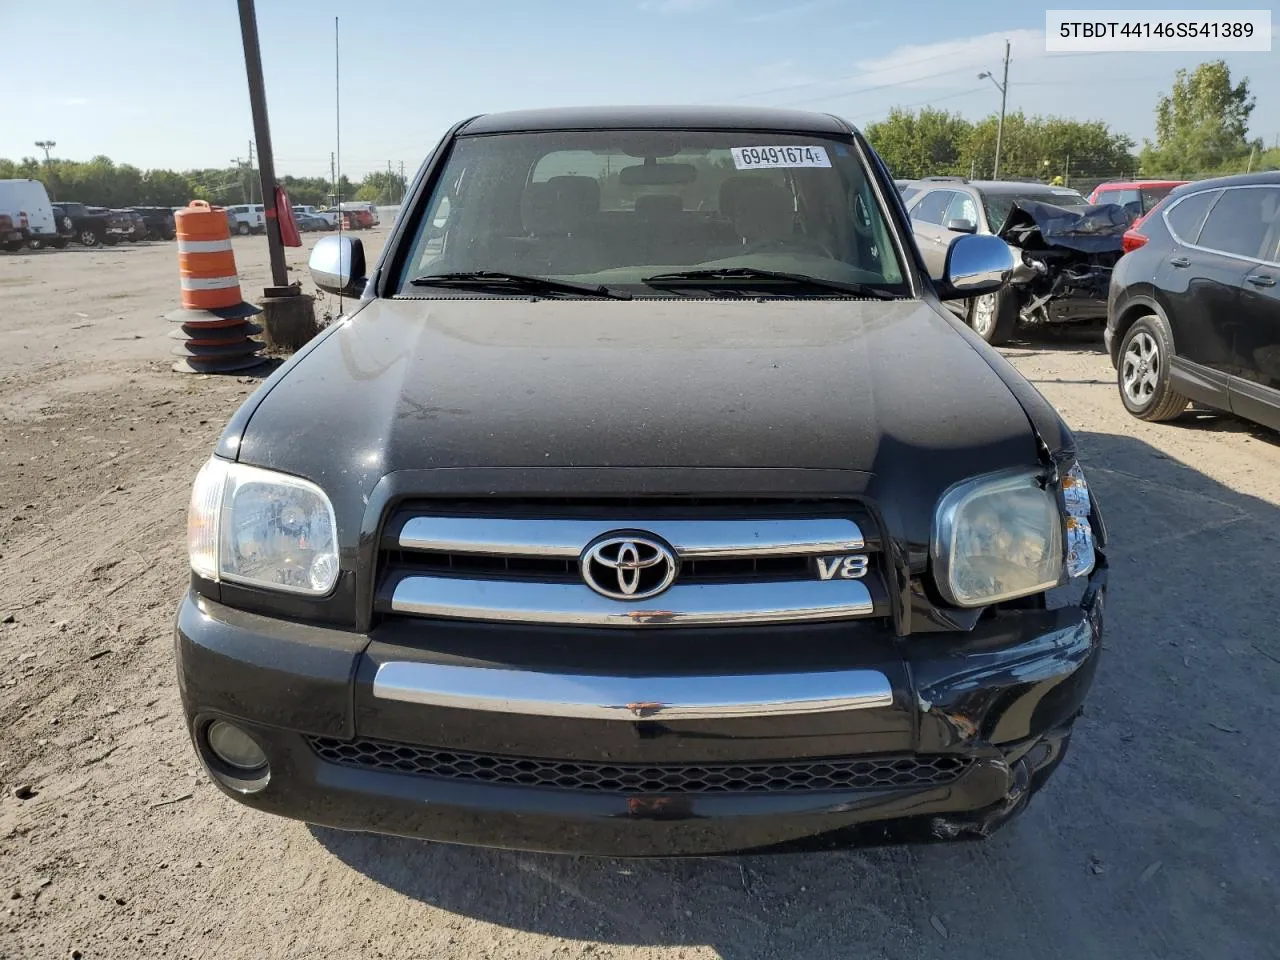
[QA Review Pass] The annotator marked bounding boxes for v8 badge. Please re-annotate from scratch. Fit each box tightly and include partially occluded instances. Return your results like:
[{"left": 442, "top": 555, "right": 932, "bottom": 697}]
[{"left": 814, "top": 555, "right": 868, "bottom": 580}]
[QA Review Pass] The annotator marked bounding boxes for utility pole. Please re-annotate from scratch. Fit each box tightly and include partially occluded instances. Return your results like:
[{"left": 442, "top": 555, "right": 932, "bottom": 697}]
[
  {"left": 330, "top": 152, "right": 336, "bottom": 205},
  {"left": 247, "top": 140, "right": 256, "bottom": 203},
  {"left": 979, "top": 40, "right": 1011, "bottom": 180},
  {"left": 1064, "top": 153, "right": 1071, "bottom": 186},
  {"left": 237, "top": 0, "right": 288, "bottom": 288},
  {"left": 398, "top": 160, "right": 405, "bottom": 204}
]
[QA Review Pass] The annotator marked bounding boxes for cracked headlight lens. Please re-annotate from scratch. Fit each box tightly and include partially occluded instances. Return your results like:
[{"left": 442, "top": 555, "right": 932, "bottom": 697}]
[
  {"left": 186, "top": 457, "right": 339, "bottom": 596},
  {"left": 932, "top": 471, "right": 1063, "bottom": 607},
  {"left": 1061, "top": 463, "right": 1096, "bottom": 578}
]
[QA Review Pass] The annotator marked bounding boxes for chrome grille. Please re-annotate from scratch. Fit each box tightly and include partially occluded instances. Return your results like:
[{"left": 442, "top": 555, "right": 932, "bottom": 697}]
[
  {"left": 309, "top": 737, "right": 970, "bottom": 794},
  {"left": 376, "top": 504, "right": 884, "bottom": 628}
]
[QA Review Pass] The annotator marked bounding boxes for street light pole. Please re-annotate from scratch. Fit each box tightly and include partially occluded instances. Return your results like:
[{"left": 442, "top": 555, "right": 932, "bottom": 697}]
[
  {"left": 236, "top": 0, "right": 288, "bottom": 289},
  {"left": 978, "top": 40, "right": 1011, "bottom": 180},
  {"left": 34, "top": 140, "right": 56, "bottom": 197}
]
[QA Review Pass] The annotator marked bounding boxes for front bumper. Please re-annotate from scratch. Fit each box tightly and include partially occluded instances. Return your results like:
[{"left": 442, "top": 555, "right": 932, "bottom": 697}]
[{"left": 175, "top": 570, "right": 1105, "bottom": 856}]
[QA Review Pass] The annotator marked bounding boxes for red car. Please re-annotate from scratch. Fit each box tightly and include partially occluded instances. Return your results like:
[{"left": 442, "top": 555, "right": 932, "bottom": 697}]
[
  {"left": 341, "top": 208, "right": 375, "bottom": 230},
  {"left": 1087, "top": 180, "right": 1188, "bottom": 222}
]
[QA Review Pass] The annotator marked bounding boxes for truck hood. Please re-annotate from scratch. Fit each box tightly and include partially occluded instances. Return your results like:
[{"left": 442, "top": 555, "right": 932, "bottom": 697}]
[{"left": 235, "top": 297, "right": 1039, "bottom": 509}]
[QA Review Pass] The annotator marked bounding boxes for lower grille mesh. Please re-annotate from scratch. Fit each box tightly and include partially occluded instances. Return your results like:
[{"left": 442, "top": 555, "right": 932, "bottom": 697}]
[{"left": 309, "top": 737, "right": 971, "bottom": 794}]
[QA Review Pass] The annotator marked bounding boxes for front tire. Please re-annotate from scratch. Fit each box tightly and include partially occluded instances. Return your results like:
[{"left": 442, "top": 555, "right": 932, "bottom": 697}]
[
  {"left": 237, "top": 222, "right": 250, "bottom": 236},
  {"left": 79, "top": 229, "right": 100, "bottom": 246},
  {"left": 968, "top": 289, "right": 1017, "bottom": 345},
  {"left": 1118, "top": 314, "right": 1188, "bottom": 421}
]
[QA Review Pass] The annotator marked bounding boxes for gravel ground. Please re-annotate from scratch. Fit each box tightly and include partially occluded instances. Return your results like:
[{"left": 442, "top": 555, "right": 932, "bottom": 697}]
[{"left": 1, "top": 233, "right": 1277, "bottom": 960}]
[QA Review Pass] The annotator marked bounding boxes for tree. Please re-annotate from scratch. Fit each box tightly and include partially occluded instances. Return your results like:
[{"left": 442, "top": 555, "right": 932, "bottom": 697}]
[
  {"left": 960, "top": 111, "right": 1136, "bottom": 182},
  {"left": 864, "top": 107, "right": 972, "bottom": 179},
  {"left": 1139, "top": 60, "right": 1258, "bottom": 175},
  {"left": 355, "top": 170, "right": 407, "bottom": 204}
]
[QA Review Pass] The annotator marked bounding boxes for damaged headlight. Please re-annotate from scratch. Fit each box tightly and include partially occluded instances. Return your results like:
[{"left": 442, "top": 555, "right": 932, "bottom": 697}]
[
  {"left": 1060, "top": 462, "right": 1096, "bottom": 579},
  {"left": 932, "top": 470, "right": 1063, "bottom": 607},
  {"left": 187, "top": 457, "right": 339, "bottom": 596}
]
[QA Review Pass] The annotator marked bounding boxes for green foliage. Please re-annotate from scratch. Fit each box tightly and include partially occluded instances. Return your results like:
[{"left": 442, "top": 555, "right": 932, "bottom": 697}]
[
  {"left": 355, "top": 170, "right": 408, "bottom": 204},
  {"left": 1139, "top": 60, "right": 1259, "bottom": 175},
  {"left": 864, "top": 107, "right": 972, "bottom": 179},
  {"left": 0, "top": 155, "right": 360, "bottom": 209},
  {"left": 865, "top": 108, "right": 1136, "bottom": 182}
]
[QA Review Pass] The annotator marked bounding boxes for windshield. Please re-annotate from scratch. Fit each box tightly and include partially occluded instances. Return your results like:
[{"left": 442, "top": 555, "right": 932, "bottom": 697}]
[
  {"left": 982, "top": 190, "right": 1087, "bottom": 233},
  {"left": 396, "top": 130, "right": 907, "bottom": 297}
]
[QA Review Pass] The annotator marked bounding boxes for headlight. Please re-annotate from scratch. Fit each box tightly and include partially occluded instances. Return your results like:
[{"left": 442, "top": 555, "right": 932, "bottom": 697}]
[
  {"left": 932, "top": 470, "right": 1063, "bottom": 607},
  {"left": 1061, "top": 462, "right": 1096, "bottom": 579},
  {"left": 186, "top": 457, "right": 339, "bottom": 596}
]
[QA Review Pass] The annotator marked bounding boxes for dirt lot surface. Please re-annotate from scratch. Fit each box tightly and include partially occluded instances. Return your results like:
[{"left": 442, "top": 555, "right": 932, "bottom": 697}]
[{"left": 2, "top": 233, "right": 1277, "bottom": 960}]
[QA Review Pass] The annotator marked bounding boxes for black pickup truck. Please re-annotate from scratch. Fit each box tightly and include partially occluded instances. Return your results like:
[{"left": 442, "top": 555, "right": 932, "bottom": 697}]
[
  {"left": 54, "top": 202, "right": 117, "bottom": 247},
  {"left": 176, "top": 106, "right": 1107, "bottom": 856},
  {"left": 130, "top": 206, "right": 177, "bottom": 240}
]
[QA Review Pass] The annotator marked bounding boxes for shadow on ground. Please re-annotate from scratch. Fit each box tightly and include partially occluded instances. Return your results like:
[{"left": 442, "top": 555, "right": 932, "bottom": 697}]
[{"left": 312, "top": 429, "right": 1280, "bottom": 960}]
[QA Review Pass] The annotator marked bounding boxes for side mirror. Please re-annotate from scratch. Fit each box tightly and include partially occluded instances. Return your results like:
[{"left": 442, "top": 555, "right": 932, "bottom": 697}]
[
  {"left": 309, "top": 234, "right": 367, "bottom": 296},
  {"left": 944, "top": 218, "right": 977, "bottom": 234},
  {"left": 938, "top": 233, "right": 1014, "bottom": 300}
]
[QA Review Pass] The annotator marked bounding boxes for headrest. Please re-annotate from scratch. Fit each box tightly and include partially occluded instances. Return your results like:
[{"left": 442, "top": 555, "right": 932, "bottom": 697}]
[
  {"left": 723, "top": 178, "right": 794, "bottom": 245},
  {"left": 635, "top": 193, "right": 683, "bottom": 218},
  {"left": 546, "top": 176, "right": 600, "bottom": 218},
  {"left": 521, "top": 176, "right": 600, "bottom": 236}
]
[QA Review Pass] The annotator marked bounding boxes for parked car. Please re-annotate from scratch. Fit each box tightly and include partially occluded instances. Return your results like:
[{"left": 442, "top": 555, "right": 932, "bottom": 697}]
[
  {"left": 115, "top": 209, "right": 147, "bottom": 242},
  {"left": 176, "top": 105, "right": 1107, "bottom": 858},
  {"left": 1088, "top": 179, "right": 1188, "bottom": 223},
  {"left": 293, "top": 204, "right": 339, "bottom": 228},
  {"left": 132, "top": 206, "right": 177, "bottom": 240},
  {"left": 293, "top": 211, "right": 329, "bottom": 232},
  {"left": 1106, "top": 171, "right": 1280, "bottom": 430},
  {"left": 0, "top": 213, "right": 23, "bottom": 251},
  {"left": 44, "top": 205, "right": 76, "bottom": 248},
  {"left": 55, "top": 202, "right": 115, "bottom": 247},
  {"left": 339, "top": 200, "right": 379, "bottom": 226},
  {"left": 226, "top": 203, "right": 266, "bottom": 235},
  {"left": 905, "top": 177, "right": 1125, "bottom": 344},
  {"left": 0, "top": 178, "right": 57, "bottom": 250},
  {"left": 93, "top": 207, "right": 134, "bottom": 244},
  {"left": 895, "top": 178, "right": 920, "bottom": 202},
  {"left": 340, "top": 207, "right": 375, "bottom": 230}
]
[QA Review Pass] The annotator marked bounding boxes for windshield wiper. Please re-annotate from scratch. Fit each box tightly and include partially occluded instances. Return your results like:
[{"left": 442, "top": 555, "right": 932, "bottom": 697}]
[
  {"left": 408, "top": 271, "right": 631, "bottom": 300},
  {"left": 641, "top": 267, "right": 898, "bottom": 300}
]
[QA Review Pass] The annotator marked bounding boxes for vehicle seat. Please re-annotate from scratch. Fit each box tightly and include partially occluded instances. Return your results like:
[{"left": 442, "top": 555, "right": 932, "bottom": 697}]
[
  {"left": 718, "top": 176, "right": 795, "bottom": 251},
  {"left": 519, "top": 176, "right": 603, "bottom": 274}
]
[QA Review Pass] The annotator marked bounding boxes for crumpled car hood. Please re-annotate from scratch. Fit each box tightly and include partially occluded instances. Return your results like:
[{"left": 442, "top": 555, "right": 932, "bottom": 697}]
[{"left": 998, "top": 200, "right": 1129, "bottom": 254}]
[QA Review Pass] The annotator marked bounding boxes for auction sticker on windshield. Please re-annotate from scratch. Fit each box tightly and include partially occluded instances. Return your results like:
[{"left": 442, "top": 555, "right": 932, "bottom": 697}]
[{"left": 731, "top": 146, "right": 831, "bottom": 169}]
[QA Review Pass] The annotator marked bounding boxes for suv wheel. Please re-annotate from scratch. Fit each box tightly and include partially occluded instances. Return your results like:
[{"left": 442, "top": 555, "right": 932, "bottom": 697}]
[
  {"left": 968, "top": 290, "right": 1016, "bottom": 345},
  {"left": 1118, "top": 314, "right": 1188, "bottom": 421},
  {"left": 79, "top": 228, "right": 99, "bottom": 246},
  {"left": 237, "top": 222, "right": 250, "bottom": 236}
]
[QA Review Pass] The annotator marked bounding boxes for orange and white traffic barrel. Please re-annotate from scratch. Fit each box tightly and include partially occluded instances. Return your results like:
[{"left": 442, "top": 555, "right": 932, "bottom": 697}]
[
  {"left": 175, "top": 201, "right": 243, "bottom": 310},
  {"left": 168, "top": 200, "right": 264, "bottom": 374}
]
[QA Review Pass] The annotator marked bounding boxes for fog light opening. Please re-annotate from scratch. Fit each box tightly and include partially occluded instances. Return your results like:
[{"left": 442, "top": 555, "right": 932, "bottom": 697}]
[{"left": 206, "top": 720, "right": 268, "bottom": 772}]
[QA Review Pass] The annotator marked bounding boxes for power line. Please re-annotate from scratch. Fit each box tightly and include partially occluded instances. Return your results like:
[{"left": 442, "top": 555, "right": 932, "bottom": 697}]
[
  {"left": 844, "top": 86, "right": 991, "bottom": 121},
  {"left": 730, "top": 47, "right": 1119, "bottom": 102}
]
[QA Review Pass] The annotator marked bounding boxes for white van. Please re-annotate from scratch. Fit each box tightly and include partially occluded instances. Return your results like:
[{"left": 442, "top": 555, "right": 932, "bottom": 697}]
[
  {"left": 0, "top": 179, "right": 56, "bottom": 249},
  {"left": 225, "top": 203, "right": 266, "bottom": 235}
]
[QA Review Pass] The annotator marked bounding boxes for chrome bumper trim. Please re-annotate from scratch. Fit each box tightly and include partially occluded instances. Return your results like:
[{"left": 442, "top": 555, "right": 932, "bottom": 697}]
[
  {"left": 371, "top": 661, "right": 895, "bottom": 720},
  {"left": 389, "top": 575, "right": 875, "bottom": 627},
  {"left": 396, "top": 517, "right": 864, "bottom": 559}
]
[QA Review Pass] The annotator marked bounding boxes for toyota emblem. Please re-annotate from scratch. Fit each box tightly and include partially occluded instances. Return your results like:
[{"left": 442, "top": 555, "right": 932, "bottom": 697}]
[{"left": 580, "top": 533, "right": 678, "bottom": 601}]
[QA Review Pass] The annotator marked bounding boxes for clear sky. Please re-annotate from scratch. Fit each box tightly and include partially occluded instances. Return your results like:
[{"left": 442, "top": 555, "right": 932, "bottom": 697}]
[{"left": 3, "top": 0, "right": 1277, "bottom": 180}]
